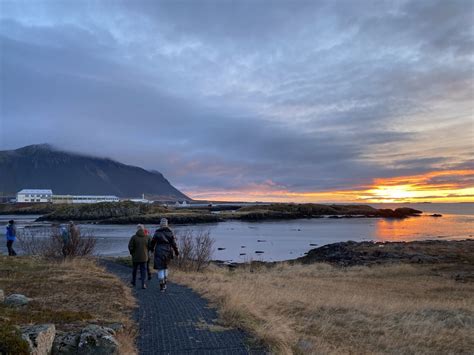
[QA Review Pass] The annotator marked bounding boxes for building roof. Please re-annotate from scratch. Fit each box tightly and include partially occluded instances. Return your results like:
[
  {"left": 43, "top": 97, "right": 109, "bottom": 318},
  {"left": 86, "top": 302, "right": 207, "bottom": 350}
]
[
  {"left": 18, "top": 189, "right": 53, "bottom": 194},
  {"left": 53, "top": 195, "right": 119, "bottom": 199}
]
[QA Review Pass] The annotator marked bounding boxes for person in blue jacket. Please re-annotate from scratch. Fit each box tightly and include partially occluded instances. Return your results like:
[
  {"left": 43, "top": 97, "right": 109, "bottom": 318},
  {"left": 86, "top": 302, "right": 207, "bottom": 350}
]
[{"left": 6, "top": 220, "right": 17, "bottom": 256}]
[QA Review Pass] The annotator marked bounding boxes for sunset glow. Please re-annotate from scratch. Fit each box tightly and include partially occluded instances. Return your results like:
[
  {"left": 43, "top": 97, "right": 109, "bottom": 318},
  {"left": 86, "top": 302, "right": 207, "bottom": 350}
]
[
  {"left": 2, "top": 1, "right": 473, "bottom": 205},
  {"left": 185, "top": 169, "right": 474, "bottom": 203}
]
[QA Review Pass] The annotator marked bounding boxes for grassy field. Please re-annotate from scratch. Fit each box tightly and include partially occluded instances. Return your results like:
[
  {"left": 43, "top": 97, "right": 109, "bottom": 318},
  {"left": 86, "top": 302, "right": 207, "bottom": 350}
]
[
  {"left": 173, "top": 262, "right": 474, "bottom": 354},
  {"left": 0, "top": 256, "right": 136, "bottom": 354}
]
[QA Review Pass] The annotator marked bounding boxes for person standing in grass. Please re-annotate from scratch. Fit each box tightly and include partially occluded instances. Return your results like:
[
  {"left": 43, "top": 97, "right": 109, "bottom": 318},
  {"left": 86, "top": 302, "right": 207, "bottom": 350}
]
[
  {"left": 151, "top": 218, "right": 179, "bottom": 292},
  {"left": 6, "top": 220, "right": 17, "bottom": 256},
  {"left": 128, "top": 224, "right": 151, "bottom": 289}
]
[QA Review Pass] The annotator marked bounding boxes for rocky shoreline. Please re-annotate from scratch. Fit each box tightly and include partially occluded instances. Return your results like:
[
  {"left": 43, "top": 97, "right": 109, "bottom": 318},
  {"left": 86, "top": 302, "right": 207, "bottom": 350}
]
[
  {"left": 218, "top": 240, "right": 474, "bottom": 284},
  {"left": 296, "top": 239, "right": 474, "bottom": 268}
]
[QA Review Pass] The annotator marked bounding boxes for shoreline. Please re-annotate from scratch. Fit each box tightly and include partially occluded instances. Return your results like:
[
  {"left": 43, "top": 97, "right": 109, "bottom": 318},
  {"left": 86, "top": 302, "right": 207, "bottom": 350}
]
[
  {"left": 211, "top": 239, "right": 474, "bottom": 269},
  {"left": 1, "top": 202, "right": 429, "bottom": 224}
]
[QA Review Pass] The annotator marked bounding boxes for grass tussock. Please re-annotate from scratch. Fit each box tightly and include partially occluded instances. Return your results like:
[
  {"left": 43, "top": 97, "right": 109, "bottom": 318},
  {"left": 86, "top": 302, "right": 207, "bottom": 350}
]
[
  {"left": 0, "top": 256, "right": 137, "bottom": 354},
  {"left": 173, "top": 262, "right": 474, "bottom": 354}
]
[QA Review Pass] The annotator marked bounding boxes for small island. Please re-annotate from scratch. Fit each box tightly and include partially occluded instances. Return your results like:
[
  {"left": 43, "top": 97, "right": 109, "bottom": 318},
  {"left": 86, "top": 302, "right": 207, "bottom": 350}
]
[{"left": 0, "top": 201, "right": 424, "bottom": 224}]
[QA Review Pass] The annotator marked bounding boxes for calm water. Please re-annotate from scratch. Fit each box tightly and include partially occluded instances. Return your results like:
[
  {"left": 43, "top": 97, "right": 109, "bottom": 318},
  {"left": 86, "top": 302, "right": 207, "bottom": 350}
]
[{"left": 0, "top": 203, "right": 472, "bottom": 262}]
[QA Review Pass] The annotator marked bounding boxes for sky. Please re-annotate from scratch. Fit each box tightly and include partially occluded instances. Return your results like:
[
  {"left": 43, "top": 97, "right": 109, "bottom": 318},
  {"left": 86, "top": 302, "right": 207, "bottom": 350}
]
[{"left": 0, "top": 0, "right": 473, "bottom": 203}]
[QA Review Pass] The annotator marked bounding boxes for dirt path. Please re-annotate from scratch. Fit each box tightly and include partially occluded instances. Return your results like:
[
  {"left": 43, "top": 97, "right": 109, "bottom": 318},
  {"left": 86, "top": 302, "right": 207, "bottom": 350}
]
[{"left": 103, "top": 260, "right": 265, "bottom": 355}]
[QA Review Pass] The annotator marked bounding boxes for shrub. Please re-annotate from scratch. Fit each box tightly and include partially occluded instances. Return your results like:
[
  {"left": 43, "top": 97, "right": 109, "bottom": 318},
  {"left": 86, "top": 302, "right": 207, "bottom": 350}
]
[
  {"left": 17, "top": 227, "right": 96, "bottom": 258},
  {"left": 0, "top": 323, "right": 30, "bottom": 355},
  {"left": 173, "top": 230, "right": 214, "bottom": 271}
]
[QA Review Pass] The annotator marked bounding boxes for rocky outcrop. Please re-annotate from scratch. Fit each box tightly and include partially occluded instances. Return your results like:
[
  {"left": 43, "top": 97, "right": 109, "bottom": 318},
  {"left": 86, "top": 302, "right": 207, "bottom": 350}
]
[
  {"left": 52, "top": 332, "right": 80, "bottom": 354},
  {"left": 21, "top": 324, "right": 56, "bottom": 355},
  {"left": 78, "top": 325, "right": 119, "bottom": 355},
  {"left": 297, "top": 240, "right": 474, "bottom": 267},
  {"left": 0, "top": 289, "right": 4, "bottom": 303},
  {"left": 376, "top": 207, "right": 422, "bottom": 218},
  {"left": 4, "top": 293, "right": 32, "bottom": 307},
  {"left": 52, "top": 325, "right": 119, "bottom": 355}
]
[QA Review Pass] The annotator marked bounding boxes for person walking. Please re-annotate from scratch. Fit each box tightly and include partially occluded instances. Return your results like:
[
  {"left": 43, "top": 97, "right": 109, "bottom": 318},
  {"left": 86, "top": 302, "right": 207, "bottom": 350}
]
[
  {"left": 6, "top": 220, "right": 17, "bottom": 256},
  {"left": 151, "top": 218, "right": 179, "bottom": 292},
  {"left": 128, "top": 224, "right": 151, "bottom": 289}
]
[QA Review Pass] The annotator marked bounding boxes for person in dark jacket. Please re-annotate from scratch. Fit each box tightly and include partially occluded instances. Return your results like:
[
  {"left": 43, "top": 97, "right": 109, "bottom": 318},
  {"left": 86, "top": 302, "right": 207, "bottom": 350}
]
[
  {"left": 151, "top": 218, "right": 179, "bottom": 292},
  {"left": 128, "top": 224, "right": 151, "bottom": 289},
  {"left": 60, "top": 221, "right": 78, "bottom": 257},
  {"left": 6, "top": 220, "right": 17, "bottom": 256}
]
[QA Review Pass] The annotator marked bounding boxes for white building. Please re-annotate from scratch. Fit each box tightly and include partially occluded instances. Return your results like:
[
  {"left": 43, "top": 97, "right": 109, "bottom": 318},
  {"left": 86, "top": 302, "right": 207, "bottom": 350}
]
[
  {"left": 16, "top": 189, "right": 53, "bottom": 203},
  {"left": 52, "top": 195, "right": 120, "bottom": 204},
  {"left": 126, "top": 194, "right": 152, "bottom": 204},
  {"left": 17, "top": 188, "right": 119, "bottom": 204},
  {"left": 174, "top": 200, "right": 189, "bottom": 208}
]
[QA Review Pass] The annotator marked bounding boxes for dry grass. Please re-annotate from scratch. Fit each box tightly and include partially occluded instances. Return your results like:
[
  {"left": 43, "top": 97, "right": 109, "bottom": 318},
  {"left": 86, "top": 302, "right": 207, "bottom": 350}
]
[
  {"left": 174, "top": 262, "right": 474, "bottom": 354},
  {"left": 0, "top": 256, "right": 137, "bottom": 354}
]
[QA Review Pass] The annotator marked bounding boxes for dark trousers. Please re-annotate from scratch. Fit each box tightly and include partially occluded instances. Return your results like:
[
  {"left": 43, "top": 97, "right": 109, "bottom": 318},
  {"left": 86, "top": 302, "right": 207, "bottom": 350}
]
[
  {"left": 132, "top": 262, "right": 146, "bottom": 287},
  {"left": 7, "top": 240, "right": 16, "bottom": 256}
]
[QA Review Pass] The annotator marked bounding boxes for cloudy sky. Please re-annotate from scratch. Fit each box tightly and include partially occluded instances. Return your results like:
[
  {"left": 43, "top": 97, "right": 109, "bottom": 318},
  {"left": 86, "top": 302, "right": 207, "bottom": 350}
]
[{"left": 1, "top": 0, "right": 473, "bottom": 202}]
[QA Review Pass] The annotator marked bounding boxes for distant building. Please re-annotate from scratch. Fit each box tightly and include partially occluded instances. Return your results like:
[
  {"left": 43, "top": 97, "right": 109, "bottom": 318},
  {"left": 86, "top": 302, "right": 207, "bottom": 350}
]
[
  {"left": 16, "top": 188, "right": 119, "bottom": 204},
  {"left": 16, "top": 189, "right": 53, "bottom": 203},
  {"left": 126, "top": 194, "right": 151, "bottom": 204},
  {"left": 174, "top": 200, "right": 189, "bottom": 208},
  {"left": 52, "top": 195, "right": 120, "bottom": 204},
  {"left": 128, "top": 198, "right": 151, "bottom": 204}
]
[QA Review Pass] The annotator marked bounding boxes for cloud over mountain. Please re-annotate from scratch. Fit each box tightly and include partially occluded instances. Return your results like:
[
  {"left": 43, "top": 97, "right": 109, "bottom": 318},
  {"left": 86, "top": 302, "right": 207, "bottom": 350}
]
[{"left": 1, "top": 0, "right": 472, "bottom": 201}]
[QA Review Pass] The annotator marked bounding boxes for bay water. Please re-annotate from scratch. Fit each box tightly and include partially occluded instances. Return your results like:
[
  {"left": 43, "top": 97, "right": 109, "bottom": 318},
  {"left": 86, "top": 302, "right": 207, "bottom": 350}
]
[{"left": 0, "top": 203, "right": 472, "bottom": 262}]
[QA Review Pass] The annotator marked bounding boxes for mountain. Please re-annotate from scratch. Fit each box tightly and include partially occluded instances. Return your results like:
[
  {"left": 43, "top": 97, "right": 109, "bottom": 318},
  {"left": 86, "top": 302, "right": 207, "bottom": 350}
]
[{"left": 0, "top": 144, "right": 190, "bottom": 201}]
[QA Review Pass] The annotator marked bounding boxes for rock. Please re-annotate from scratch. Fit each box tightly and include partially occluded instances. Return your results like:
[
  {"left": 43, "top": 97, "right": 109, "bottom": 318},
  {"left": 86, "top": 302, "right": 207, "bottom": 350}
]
[
  {"left": 106, "top": 323, "right": 124, "bottom": 333},
  {"left": 0, "top": 289, "right": 4, "bottom": 303},
  {"left": 5, "top": 294, "right": 32, "bottom": 307},
  {"left": 255, "top": 251, "right": 264, "bottom": 254},
  {"left": 217, "top": 247, "right": 226, "bottom": 251},
  {"left": 394, "top": 207, "right": 422, "bottom": 216},
  {"left": 78, "top": 325, "right": 119, "bottom": 355},
  {"left": 454, "top": 272, "right": 473, "bottom": 283},
  {"left": 377, "top": 208, "right": 422, "bottom": 218},
  {"left": 52, "top": 332, "right": 80, "bottom": 354},
  {"left": 297, "top": 339, "right": 313, "bottom": 352},
  {"left": 431, "top": 214, "right": 443, "bottom": 217},
  {"left": 21, "top": 324, "right": 56, "bottom": 355},
  {"left": 409, "top": 255, "right": 438, "bottom": 264}
]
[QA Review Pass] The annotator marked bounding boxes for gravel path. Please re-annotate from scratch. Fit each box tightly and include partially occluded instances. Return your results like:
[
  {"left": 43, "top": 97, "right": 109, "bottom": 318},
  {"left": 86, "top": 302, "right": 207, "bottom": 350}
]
[{"left": 103, "top": 260, "right": 266, "bottom": 355}]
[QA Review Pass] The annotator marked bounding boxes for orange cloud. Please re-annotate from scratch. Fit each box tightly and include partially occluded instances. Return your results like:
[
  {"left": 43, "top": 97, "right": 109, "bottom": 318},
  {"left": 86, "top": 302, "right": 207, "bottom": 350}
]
[{"left": 184, "top": 169, "right": 474, "bottom": 203}]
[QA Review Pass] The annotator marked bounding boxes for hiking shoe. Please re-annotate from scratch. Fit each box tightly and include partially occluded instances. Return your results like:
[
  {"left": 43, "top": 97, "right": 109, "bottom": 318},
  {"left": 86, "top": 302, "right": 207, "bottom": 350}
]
[
  {"left": 148, "top": 275, "right": 152, "bottom": 281},
  {"left": 160, "top": 283, "right": 165, "bottom": 292},
  {"left": 142, "top": 284, "right": 147, "bottom": 289}
]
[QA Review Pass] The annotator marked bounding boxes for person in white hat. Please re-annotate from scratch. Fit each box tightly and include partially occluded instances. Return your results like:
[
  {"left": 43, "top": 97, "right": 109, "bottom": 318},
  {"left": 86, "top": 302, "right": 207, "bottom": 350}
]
[{"left": 150, "top": 218, "right": 179, "bottom": 292}]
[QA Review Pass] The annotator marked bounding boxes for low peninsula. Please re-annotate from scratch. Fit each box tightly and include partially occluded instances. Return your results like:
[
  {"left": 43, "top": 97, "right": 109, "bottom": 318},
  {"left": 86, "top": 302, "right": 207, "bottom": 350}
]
[{"left": 0, "top": 201, "right": 426, "bottom": 224}]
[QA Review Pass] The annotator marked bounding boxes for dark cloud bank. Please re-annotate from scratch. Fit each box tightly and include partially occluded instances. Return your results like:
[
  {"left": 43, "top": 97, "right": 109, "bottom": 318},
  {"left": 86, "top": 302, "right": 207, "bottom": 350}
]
[{"left": 0, "top": 0, "right": 472, "bottom": 197}]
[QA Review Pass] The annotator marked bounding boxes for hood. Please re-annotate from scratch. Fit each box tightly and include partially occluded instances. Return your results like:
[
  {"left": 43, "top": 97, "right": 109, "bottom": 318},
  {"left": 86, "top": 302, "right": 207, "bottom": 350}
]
[{"left": 135, "top": 229, "right": 146, "bottom": 238}]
